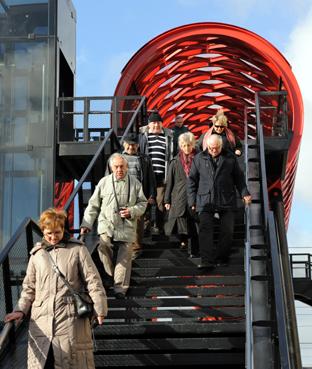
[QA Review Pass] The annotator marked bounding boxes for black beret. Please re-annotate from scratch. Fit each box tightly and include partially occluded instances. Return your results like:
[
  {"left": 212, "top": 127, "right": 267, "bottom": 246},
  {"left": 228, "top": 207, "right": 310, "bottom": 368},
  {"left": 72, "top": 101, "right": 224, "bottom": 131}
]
[{"left": 148, "top": 112, "right": 163, "bottom": 123}]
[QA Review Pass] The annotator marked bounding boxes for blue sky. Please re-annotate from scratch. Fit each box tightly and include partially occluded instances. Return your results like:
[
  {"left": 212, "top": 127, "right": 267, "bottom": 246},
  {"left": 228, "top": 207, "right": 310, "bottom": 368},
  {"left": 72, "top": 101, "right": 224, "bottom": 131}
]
[{"left": 72, "top": 0, "right": 312, "bottom": 362}]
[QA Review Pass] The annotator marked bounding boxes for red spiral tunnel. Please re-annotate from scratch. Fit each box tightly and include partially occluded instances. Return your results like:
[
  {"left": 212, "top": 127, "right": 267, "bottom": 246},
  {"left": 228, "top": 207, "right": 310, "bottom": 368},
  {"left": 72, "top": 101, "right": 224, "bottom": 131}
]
[{"left": 114, "top": 22, "right": 303, "bottom": 225}]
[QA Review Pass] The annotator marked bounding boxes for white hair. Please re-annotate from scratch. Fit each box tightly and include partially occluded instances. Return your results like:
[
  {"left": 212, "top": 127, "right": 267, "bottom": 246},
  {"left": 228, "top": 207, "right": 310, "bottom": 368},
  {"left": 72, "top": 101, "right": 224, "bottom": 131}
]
[{"left": 109, "top": 153, "right": 128, "bottom": 169}]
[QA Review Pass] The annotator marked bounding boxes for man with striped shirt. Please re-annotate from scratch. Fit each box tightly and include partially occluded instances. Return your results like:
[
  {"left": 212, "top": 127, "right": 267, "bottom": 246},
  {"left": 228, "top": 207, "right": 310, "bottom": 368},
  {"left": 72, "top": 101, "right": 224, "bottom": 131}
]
[{"left": 139, "top": 112, "right": 174, "bottom": 233}]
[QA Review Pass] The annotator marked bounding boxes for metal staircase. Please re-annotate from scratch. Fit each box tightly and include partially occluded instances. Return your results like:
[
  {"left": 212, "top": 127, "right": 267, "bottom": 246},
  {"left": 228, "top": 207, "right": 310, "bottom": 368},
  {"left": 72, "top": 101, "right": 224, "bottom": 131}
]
[
  {"left": 91, "top": 215, "right": 246, "bottom": 368},
  {"left": 0, "top": 91, "right": 304, "bottom": 368}
]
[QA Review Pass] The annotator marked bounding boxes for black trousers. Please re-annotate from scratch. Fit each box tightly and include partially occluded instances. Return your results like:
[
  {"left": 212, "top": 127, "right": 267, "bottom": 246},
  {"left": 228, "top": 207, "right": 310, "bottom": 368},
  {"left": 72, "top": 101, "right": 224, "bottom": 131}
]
[
  {"left": 44, "top": 344, "right": 55, "bottom": 369},
  {"left": 198, "top": 210, "right": 234, "bottom": 263},
  {"left": 180, "top": 207, "right": 199, "bottom": 255}
]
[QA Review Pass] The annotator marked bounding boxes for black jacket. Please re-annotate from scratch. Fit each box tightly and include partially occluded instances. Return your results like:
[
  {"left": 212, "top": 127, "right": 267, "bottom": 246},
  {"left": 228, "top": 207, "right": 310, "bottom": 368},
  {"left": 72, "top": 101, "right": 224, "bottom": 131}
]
[{"left": 187, "top": 149, "right": 249, "bottom": 212}]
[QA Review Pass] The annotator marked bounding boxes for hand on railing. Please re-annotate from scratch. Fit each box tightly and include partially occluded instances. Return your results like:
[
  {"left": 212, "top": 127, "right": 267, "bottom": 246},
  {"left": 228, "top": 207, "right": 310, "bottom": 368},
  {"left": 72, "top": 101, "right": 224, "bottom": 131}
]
[
  {"left": 80, "top": 227, "right": 91, "bottom": 235},
  {"left": 0, "top": 311, "right": 24, "bottom": 351},
  {"left": 243, "top": 195, "right": 252, "bottom": 206},
  {"left": 4, "top": 311, "right": 24, "bottom": 324}
]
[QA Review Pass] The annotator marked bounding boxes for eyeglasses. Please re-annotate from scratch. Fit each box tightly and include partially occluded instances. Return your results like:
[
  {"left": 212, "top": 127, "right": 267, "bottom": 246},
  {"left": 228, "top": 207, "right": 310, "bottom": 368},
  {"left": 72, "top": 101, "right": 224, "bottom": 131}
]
[{"left": 214, "top": 125, "right": 224, "bottom": 128}]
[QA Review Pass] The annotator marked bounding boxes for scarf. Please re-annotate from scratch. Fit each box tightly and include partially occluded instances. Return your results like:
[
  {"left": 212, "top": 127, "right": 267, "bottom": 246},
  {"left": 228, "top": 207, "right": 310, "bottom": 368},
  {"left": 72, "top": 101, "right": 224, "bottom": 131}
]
[
  {"left": 179, "top": 150, "right": 195, "bottom": 176},
  {"left": 41, "top": 231, "right": 70, "bottom": 251},
  {"left": 202, "top": 126, "right": 236, "bottom": 151}
]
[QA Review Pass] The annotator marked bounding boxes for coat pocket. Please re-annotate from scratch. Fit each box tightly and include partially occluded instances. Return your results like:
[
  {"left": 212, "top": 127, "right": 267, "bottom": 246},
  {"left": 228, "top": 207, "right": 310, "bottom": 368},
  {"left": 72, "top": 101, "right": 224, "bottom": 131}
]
[
  {"left": 196, "top": 191, "right": 211, "bottom": 207},
  {"left": 219, "top": 190, "right": 235, "bottom": 207},
  {"left": 31, "top": 300, "right": 43, "bottom": 320}
]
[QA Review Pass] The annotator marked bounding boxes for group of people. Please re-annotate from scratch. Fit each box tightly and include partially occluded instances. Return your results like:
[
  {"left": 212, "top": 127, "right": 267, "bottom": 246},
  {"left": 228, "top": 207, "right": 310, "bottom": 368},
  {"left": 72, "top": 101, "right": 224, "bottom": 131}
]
[
  {"left": 80, "top": 107, "right": 250, "bottom": 295},
  {"left": 4, "top": 108, "right": 251, "bottom": 368}
]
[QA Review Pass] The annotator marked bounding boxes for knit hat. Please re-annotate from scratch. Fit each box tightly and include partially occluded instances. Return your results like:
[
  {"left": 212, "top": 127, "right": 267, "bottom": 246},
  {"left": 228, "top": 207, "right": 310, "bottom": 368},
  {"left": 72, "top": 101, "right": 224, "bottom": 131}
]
[{"left": 148, "top": 112, "right": 163, "bottom": 123}]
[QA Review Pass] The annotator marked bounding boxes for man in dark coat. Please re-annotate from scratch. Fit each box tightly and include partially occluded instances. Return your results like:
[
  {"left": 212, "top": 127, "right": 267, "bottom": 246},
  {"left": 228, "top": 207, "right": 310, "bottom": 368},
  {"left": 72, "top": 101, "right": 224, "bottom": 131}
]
[{"left": 188, "top": 134, "right": 251, "bottom": 270}]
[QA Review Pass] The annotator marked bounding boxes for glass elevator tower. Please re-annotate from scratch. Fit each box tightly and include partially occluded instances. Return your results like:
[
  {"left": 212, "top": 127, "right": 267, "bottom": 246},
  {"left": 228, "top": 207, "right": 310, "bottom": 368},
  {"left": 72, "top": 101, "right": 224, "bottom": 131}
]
[{"left": 0, "top": 0, "right": 75, "bottom": 247}]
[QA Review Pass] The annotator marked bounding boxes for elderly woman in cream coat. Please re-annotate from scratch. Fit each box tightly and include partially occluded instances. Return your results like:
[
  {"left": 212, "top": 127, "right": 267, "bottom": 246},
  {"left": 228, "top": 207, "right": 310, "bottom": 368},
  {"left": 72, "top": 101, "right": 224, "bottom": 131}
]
[{"left": 5, "top": 208, "right": 107, "bottom": 369}]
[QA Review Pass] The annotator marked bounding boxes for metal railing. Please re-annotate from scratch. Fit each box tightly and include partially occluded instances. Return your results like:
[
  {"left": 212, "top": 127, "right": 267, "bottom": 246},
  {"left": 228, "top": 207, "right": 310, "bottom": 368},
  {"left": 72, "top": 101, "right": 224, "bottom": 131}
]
[
  {"left": 63, "top": 128, "right": 120, "bottom": 213},
  {"left": 57, "top": 95, "right": 147, "bottom": 143},
  {"left": 273, "top": 201, "right": 302, "bottom": 369},
  {"left": 0, "top": 218, "right": 42, "bottom": 357},
  {"left": 0, "top": 94, "right": 145, "bottom": 357},
  {"left": 290, "top": 254, "right": 312, "bottom": 280},
  {"left": 244, "top": 105, "right": 253, "bottom": 369},
  {"left": 250, "top": 91, "right": 301, "bottom": 369}
]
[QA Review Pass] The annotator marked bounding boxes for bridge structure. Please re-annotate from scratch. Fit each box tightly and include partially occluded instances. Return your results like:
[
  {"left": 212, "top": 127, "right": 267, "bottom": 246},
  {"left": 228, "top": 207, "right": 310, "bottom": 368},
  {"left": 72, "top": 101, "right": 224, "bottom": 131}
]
[{"left": 0, "top": 3, "right": 309, "bottom": 368}]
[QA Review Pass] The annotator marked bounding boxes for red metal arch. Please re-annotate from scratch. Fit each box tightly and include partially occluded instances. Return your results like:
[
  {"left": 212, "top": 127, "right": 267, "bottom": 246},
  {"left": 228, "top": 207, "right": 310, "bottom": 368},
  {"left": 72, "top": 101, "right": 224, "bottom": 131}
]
[{"left": 114, "top": 22, "right": 303, "bottom": 225}]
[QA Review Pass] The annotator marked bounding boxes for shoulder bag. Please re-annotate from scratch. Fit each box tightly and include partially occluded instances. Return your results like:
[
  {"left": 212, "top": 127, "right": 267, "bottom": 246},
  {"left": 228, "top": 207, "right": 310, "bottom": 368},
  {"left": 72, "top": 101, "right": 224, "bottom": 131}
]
[{"left": 45, "top": 250, "right": 94, "bottom": 318}]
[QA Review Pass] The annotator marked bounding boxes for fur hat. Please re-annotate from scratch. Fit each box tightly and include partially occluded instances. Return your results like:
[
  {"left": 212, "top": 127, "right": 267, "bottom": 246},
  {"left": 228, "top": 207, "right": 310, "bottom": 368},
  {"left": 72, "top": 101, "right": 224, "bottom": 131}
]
[{"left": 148, "top": 112, "right": 163, "bottom": 123}]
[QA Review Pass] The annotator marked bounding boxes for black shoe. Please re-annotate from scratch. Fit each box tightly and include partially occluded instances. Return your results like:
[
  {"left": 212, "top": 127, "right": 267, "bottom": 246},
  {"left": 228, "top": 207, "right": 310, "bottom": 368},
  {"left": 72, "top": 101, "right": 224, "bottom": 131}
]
[
  {"left": 189, "top": 253, "right": 200, "bottom": 258},
  {"left": 151, "top": 226, "right": 160, "bottom": 235},
  {"left": 114, "top": 292, "right": 126, "bottom": 299},
  {"left": 216, "top": 258, "right": 229, "bottom": 267},
  {"left": 197, "top": 262, "right": 215, "bottom": 271},
  {"left": 216, "top": 261, "right": 228, "bottom": 267}
]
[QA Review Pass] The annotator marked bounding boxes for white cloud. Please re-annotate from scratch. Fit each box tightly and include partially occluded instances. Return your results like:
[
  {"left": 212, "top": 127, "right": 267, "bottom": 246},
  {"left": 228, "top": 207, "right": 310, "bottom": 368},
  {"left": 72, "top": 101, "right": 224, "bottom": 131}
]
[{"left": 285, "top": 6, "right": 312, "bottom": 206}]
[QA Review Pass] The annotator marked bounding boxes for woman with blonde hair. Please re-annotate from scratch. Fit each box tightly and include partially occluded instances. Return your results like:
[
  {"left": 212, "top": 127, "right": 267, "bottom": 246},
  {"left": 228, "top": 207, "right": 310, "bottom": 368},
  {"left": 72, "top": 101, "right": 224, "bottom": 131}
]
[
  {"left": 164, "top": 132, "right": 199, "bottom": 257},
  {"left": 5, "top": 208, "right": 107, "bottom": 369},
  {"left": 198, "top": 109, "right": 242, "bottom": 156}
]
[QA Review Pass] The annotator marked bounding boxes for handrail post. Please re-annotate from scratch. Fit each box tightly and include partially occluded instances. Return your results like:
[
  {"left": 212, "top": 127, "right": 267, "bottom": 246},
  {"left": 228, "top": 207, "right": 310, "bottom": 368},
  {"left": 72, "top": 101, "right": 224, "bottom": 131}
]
[
  {"left": 112, "top": 96, "right": 119, "bottom": 135},
  {"left": 83, "top": 97, "right": 90, "bottom": 142},
  {"left": 3, "top": 257, "right": 13, "bottom": 314}
]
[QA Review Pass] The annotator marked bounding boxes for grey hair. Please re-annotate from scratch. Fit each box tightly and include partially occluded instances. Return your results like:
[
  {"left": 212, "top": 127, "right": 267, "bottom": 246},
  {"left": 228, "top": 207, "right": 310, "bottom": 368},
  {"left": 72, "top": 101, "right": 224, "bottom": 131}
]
[
  {"left": 109, "top": 153, "right": 128, "bottom": 169},
  {"left": 178, "top": 132, "right": 196, "bottom": 148},
  {"left": 207, "top": 134, "right": 223, "bottom": 147}
]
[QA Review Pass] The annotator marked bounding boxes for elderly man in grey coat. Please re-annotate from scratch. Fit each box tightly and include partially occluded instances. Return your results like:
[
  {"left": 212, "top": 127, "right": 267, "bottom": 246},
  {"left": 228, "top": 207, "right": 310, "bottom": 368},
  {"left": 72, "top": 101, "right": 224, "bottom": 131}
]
[{"left": 80, "top": 153, "right": 147, "bottom": 299}]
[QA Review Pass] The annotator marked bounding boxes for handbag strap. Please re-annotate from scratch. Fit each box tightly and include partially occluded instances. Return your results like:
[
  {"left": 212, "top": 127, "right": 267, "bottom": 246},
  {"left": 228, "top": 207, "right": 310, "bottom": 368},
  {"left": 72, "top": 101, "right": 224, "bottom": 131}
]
[{"left": 45, "top": 249, "right": 77, "bottom": 296}]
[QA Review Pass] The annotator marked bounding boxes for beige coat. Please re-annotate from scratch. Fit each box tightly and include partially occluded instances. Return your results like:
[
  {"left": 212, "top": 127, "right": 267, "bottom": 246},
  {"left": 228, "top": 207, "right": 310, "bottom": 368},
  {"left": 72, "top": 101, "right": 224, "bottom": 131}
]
[
  {"left": 81, "top": 173, "right": 147, "bottom": 242},
  {"left": 15, "top": 238, "right": 108, "bottom": 369}
]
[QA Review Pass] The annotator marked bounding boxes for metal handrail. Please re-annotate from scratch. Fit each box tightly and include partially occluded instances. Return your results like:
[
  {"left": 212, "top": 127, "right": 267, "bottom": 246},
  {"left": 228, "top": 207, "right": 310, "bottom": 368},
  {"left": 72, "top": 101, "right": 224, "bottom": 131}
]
[
  {"left": 255, "top": 91, "right": 301, "bottom": 369},
  {"left": 0, "top": 322, "right": 13, "bottom": 351},
  {"left": 244, "top": 106, "right": 253, "bottom": 369},
  {"left": 255, "top": 93, "right": 270, "bottom": 228},
  {"left": 0, "top": 218, "right": 41, "bottom": 264},
  {"left": 0, "top": 218, "right": 42, "bottom": 357},
  {"left": 245, "top": 206, "right": 253, "bottom": 369},
  {"left": 0, "top": 94, "right": 146, "bottom": 361},
  {"left": 63, "top": 128, "right": 120, "bottom": 211},
  {"left": 120, "top": 96, "right": 146, "bottom": 140},
  {"left": 58, "top": 95, "right": 146, "bottom": 143},
  {"left": 273, "top": 202, "right": 302, "bottom": 369},
  {"left": 63, "top": 95, "right": 144, "bottom": 212},
  {"left": 290, "top": 253, "right": 312, "bottom": 280}
]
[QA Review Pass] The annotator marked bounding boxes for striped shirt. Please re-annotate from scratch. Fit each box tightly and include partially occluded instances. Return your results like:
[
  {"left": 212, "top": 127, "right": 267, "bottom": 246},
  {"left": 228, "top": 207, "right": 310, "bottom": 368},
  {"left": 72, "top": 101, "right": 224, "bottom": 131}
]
[
  {"left": 148, "top": 133, "right": 166, "bottom": 182},
  {"left": 123, "top": 153, "right": 142, "bottom": 182}
]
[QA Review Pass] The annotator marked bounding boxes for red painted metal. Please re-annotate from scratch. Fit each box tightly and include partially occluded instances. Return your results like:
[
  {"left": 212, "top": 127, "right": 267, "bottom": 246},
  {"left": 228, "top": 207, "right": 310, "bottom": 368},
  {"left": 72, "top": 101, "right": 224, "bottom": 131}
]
[
  {"left": 54, "top": 181, "right": 74, "bottom": 229},
  {"left": 114, "top": 22, "right": 303, "bottom": 226}
]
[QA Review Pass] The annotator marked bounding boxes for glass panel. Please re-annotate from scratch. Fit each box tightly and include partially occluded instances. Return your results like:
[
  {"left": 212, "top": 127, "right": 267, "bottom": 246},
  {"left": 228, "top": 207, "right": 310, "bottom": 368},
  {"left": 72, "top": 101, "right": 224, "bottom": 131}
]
[
  {"left": 0, "top": 0, "right": 56, "bottom": 248},
  {"left": 0, "top": 1, "right": 49, "bottom": 37}
]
